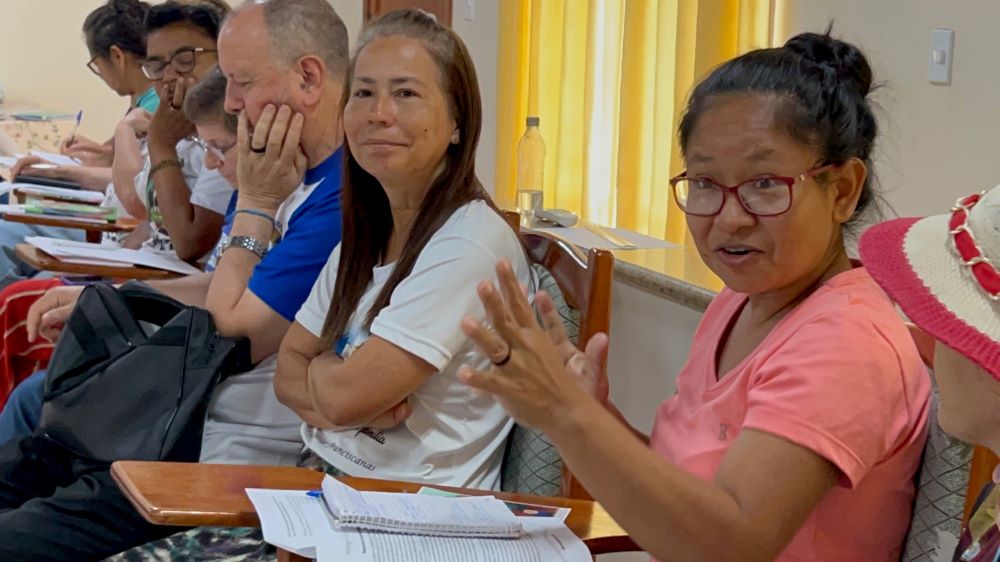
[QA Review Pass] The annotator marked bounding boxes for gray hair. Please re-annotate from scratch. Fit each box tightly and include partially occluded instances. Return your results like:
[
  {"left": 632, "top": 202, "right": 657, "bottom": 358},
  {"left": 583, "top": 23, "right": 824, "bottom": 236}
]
[
  {"left": 253, "top": 0, "right": 349, "bottom": 79},
  {"left": 184, "top": 65, "right": 237, "bottom": 132}
]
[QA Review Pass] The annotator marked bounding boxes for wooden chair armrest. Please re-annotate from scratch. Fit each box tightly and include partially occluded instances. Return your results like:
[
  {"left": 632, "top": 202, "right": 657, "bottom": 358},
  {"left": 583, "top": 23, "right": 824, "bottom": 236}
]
[
  {"left": 111, "top": 461, "right": 639, "bottom": 555},
  {"left": 14, "top": 244, "right": 181, "bottom": 281}
]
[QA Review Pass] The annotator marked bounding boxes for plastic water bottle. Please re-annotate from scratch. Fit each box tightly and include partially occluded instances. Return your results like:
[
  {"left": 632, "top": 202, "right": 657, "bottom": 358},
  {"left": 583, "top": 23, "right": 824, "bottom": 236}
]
[{"left": 516, "top": 116, "right": 545, "bottom": 228}]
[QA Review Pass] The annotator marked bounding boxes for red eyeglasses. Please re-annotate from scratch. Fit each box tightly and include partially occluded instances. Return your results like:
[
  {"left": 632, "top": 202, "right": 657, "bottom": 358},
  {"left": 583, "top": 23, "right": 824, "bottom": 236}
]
[{"left": 670, "top": 164, "right": 838, "bottom": 217}]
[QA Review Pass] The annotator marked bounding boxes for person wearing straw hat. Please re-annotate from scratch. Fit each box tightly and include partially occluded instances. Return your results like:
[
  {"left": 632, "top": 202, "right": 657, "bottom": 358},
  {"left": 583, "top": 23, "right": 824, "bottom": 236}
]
[{"left": 860, "top": 185, "right": 1000, "bottom": 562}]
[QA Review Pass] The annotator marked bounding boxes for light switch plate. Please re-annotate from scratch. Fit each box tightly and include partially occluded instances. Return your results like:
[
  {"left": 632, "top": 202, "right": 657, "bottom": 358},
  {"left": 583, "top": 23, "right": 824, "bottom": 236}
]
[{"left": 928, "top": 28, "right": 955, "bottom": 85}]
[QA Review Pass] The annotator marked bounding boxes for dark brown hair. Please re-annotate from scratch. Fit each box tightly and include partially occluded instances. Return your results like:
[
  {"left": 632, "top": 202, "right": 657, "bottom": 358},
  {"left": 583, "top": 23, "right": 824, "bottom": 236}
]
[
  {"left": 320, "top": 9, "right": 504, "bottom": 346},
  {"left": 83, "top": 0, "right": 150, "bottom": 59},
  {"left": 678, "top": 28, "right": 881, "bottom": 230}
]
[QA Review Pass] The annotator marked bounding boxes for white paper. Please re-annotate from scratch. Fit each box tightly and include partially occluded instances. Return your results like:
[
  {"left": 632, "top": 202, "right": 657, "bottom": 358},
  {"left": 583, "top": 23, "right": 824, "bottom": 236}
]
[
  {"left": 316, "top": 518, "right": 590, "bottom": 562},
  {"left": 246, "top": 489, "right": 334, "bottom": 559},
  {"left": 25, "top": 236, "right": 201, "bottom": 275},
  {"left": 29, "top": 150, "right": 80, "bottom": 167},
  {"left": 0, "top": 155, "right": 23, "bottom": 168},
  {"left": 533, "top": 225, "right": 676, "bottom": 251},
  {"left": 322, "top": 475, "right": 522, "bottom": 537},
  {"left": 12, "top": 184, "right": 105, "bottom": 204}
]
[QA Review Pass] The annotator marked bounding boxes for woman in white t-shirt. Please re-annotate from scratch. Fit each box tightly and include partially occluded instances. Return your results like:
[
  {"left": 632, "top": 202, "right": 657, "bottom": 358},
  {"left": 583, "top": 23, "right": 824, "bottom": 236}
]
[{"left": 274, "top": 9, "right": 529, "bottom": 490}]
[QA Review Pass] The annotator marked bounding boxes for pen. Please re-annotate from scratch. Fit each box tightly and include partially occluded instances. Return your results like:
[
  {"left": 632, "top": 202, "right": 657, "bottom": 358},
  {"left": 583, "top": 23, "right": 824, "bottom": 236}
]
[
  {"left": 306, "top": 490, "right": 323, "bottom": 498},
  {"left": 67, "top": 110, "right": 83, "bottom": 148}
]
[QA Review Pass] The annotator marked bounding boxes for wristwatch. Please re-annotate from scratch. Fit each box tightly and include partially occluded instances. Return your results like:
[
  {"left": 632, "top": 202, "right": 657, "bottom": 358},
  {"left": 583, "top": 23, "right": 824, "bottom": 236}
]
[{"left": 221, "top": 235, "right": 268, "bottom": 260}]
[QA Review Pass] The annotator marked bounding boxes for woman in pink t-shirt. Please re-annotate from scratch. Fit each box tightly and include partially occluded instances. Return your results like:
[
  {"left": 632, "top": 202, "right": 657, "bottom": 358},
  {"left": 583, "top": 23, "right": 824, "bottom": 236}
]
[{"left": 457, "top": 30, "right": 932, "bottom": 562}]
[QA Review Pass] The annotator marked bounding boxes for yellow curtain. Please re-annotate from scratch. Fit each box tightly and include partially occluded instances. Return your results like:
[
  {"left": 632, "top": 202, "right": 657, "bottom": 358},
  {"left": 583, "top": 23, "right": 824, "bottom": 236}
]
[{"left": 495, "top": 0, "right": 775, "bottom": 244}]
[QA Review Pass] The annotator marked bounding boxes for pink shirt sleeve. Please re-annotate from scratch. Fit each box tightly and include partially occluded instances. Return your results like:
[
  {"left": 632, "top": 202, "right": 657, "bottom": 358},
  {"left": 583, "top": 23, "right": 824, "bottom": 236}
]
[{"left": 741, "top": 311, "right": 919, "bottom": 488}]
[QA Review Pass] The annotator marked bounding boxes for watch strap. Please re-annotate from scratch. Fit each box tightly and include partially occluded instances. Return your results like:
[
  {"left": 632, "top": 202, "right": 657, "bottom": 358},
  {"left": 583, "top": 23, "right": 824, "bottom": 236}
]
[{"left": 222, "top": 235, "right": 268, "bottom": 260}]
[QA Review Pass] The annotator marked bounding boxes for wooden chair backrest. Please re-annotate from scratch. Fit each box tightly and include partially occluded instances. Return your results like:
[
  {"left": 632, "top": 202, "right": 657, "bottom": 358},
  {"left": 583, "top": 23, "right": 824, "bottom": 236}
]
[
  {"left": 905, "top": 323, "right": 1000, "bottom": 525},
  {"left": 502, "top": 211, "right": 614, "bottom": 498}
]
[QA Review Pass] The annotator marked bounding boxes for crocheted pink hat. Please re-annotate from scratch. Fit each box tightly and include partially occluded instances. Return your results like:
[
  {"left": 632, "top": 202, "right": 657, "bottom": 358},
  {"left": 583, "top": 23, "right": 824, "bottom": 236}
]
[{"left": 859, "top": 187, "right": 1000, "bottom": 380}]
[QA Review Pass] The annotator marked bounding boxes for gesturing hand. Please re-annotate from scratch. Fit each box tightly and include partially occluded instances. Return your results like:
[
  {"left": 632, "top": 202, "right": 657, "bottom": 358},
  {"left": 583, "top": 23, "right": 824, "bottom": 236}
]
[
  {"left": 457, "top": 260, "right": 609, "bottom": 431},
  {"left": 535, "top": 291, "right": 611, "bottom": 405},
  {"left": 236, "top": 105, "right": 308, "bottom": 212}
]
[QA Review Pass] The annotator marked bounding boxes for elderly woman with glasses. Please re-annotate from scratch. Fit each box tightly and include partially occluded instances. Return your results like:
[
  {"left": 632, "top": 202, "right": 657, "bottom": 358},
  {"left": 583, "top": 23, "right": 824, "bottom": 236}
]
[{"left": 457, "top": 31, "right": 932, "bottom": 562}]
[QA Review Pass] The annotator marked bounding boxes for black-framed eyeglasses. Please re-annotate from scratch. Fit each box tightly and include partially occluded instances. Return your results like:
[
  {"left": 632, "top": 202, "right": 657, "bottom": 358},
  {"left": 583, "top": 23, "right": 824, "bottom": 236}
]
[
  {"left": 86, "top": 55, "right": 101, "bottom": 77},
  {"left": 670, "top": 164, "right": 838, "bottom": 217},
  {"left": 141, "top": 47, "right": 218, "bottom": 80}
]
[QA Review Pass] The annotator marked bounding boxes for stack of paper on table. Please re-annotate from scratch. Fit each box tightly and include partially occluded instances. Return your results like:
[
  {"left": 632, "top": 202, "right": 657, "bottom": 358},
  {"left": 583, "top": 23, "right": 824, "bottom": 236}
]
[
  {"left": 246, "top": 475, "right": 590, "bottom": 561},
  {"left": 0, "top": 155, "right": 23, "bottom": 168},
  {"left": 12, "top": 184, "right": 105, "bottom": 205},
  {"left": 24, "top": 237, "right": 201, "bottom": 275}
]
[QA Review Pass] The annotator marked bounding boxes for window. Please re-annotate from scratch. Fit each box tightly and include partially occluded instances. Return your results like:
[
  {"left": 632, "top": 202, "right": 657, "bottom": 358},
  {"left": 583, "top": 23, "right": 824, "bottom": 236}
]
[{"left": 496, "top": 0, "right": 777, "bottom": 243}]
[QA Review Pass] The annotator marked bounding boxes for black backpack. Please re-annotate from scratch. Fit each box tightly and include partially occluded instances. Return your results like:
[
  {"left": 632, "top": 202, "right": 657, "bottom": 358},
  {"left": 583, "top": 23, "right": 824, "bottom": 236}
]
[{"left": 38, "top": 282, "right": 251, "bottom": 464}]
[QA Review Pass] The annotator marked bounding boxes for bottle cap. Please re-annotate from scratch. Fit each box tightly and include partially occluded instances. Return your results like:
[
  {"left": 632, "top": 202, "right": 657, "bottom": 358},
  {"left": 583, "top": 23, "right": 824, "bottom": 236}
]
[{"left": 525, "top": 116, "right": 540, "bottom": 127}]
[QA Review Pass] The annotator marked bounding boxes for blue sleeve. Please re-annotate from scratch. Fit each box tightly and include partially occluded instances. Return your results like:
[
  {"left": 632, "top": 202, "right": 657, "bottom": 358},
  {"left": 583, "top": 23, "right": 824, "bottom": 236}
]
[{"left": 247, "top": 187, "right": 342, "bottom": 322}]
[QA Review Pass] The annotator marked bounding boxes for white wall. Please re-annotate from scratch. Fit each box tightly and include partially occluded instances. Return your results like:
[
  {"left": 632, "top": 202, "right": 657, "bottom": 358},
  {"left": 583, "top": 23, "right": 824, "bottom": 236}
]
[{"left": 782, "top": 1, "right": 1000, "bottom": 218}]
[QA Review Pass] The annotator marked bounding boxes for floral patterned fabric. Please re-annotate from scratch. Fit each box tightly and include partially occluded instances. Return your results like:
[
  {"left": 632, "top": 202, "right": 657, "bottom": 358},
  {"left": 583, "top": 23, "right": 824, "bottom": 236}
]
[{"left": 0, "top": 118, "right": 75, "bottom": 154}]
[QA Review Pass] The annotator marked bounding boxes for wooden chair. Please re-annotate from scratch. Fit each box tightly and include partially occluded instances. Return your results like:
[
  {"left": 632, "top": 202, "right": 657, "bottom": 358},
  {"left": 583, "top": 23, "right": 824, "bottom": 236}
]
[{"left": 14, "top": 243, "right": 181, "bottom": 281}]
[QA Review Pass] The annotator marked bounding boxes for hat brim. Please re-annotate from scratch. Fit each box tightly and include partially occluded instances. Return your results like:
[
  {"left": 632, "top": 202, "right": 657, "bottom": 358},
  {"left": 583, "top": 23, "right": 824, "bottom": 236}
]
[{"left": 860, "top": 216, "right": 1000, "bottom": 380}]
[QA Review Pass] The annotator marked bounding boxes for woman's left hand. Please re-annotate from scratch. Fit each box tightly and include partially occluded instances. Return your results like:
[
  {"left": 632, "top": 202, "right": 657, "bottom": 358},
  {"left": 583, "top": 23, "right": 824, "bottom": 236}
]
[{"left": 458, "top": 259, "right": 599, "bottom": 432}]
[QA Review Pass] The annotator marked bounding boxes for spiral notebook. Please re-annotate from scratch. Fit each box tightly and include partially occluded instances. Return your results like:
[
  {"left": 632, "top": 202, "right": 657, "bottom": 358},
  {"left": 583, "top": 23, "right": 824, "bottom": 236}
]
[{"left": 320, "top": 475, "right": 524, "bottom": 539}]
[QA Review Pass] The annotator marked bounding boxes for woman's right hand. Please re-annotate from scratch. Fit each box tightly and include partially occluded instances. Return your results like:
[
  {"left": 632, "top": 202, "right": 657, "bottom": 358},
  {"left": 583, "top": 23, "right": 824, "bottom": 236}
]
[
  {"left": 60, "top": 135, "right": 112, "bottom": 166},
  {"left": 536, "top": 291, "right": 611, "bottom": 405},
  {"left": 26, "top": 285, "right": 86, "bottom": 343}
]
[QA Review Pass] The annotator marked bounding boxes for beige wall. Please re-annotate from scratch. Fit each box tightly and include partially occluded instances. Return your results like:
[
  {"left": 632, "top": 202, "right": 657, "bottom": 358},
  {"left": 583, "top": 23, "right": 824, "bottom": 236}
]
[
  {"left": 782, "top": 1, "right": 1000, "bottom": 218},
  {"left": 0, "top": 0, "right": 130, "bottom": 141}
]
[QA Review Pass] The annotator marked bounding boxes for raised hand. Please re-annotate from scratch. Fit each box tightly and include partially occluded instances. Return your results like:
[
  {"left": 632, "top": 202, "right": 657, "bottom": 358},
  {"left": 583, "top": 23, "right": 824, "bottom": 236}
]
[
  {"left": 535, "top": 291, "right": 611, "bottom": 405},
  {"left": 458, "top": 260, "right": 603, "bottom": 431}
]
